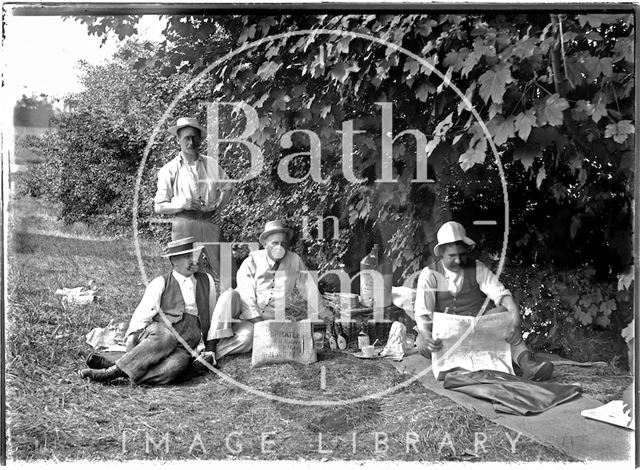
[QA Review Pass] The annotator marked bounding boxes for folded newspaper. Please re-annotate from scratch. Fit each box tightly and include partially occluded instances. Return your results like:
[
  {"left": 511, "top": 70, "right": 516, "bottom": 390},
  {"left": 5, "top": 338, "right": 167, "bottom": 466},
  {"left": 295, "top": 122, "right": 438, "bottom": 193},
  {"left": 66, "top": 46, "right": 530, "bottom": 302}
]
[{"left": 431, "top": 310, "right": 514, "bottom": 380}]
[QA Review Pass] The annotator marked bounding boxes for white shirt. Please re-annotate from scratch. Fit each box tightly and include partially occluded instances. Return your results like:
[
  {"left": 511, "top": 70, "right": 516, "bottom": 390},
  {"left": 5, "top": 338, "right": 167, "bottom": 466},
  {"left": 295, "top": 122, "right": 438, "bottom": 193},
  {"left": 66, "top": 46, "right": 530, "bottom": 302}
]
[
  {"left": 125, "top": 271, "right": 217, "bottom": 340},
  {"left": 236, "top": 250, "right": 329, "bottom": 321},
  {"left": 154, "top": 153, "right": 233, "bottom": 211},
  {"left": 414, "top": 260, "right": 511, "bottom": 319}
]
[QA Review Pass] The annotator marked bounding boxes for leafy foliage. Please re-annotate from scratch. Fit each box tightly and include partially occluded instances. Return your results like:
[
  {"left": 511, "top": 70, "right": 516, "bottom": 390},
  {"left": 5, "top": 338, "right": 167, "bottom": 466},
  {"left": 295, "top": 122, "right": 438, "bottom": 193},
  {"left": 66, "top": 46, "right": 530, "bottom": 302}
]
[{"left": 32, "top": 13, "right": 634, "bottom": 355}]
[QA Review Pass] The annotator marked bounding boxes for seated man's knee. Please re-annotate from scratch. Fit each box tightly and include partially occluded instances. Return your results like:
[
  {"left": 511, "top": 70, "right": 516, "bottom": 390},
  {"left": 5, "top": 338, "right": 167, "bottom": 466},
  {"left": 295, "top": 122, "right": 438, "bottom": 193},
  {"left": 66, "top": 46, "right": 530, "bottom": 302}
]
[
  {"left": 145, "top": 322, "right": 178, "bottom": 349},
  {"left": 236, "top": 322, "right": 254, "bottom": 346}
]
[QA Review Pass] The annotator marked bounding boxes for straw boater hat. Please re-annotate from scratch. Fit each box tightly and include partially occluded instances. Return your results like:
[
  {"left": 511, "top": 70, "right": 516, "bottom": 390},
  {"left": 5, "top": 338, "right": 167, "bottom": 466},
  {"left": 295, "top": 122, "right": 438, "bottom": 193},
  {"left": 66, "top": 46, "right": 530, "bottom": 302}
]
[
  {"left": 433, "top": 221, "right": 476, "bottom": 257},
  {"left": 167, "top": 117, "right": 207, "bottom": 138},
  {"left": 161, "top": 237, "right": 204, "bottom": 258},
  {"left": 259, "top": 220, "right": 293, "bottom": 245}
]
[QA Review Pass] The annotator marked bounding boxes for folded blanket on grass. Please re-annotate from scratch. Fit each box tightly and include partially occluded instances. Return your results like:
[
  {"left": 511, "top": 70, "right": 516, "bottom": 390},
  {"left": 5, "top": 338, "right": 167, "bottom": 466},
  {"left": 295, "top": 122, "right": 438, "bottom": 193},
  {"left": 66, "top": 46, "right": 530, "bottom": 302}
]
[{"left": 443, "top": 368, "right": 582, "bottom": 415}]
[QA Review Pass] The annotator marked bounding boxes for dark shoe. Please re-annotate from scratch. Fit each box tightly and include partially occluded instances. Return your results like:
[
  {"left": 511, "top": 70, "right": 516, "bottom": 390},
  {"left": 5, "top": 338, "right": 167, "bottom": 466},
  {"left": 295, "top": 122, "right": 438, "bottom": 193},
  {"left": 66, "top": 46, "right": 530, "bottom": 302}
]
[
  {"left": 86, "top": 352, "right": 115, "bottom": 369},
  {"left": 78, "top": 365, "right": 127, "bottom": 383},
  {"left": 517, "top": 351, "right": 554, "bottom": 381}
]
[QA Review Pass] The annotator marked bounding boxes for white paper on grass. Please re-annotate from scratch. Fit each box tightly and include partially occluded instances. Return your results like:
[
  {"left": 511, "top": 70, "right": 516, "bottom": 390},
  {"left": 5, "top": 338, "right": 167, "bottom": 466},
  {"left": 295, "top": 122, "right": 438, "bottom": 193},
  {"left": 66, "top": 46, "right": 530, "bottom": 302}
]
[
  {"left": 431, "top": 310, "right": 514, "bottom": 380},
  {"left": 581, "top": 400, "right": 635, "bottom": 430}
]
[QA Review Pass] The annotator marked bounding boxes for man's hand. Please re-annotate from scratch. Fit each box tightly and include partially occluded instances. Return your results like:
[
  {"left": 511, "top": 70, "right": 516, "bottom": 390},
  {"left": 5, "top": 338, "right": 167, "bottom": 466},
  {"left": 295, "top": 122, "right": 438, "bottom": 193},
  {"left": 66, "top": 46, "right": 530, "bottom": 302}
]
[
  {"left": 198, "top": 350, "right": 217, "bottom": 367},
  {"left": 125, "top": 333, "right": 139, "bottom": 352},
  {"left": 418, "top": 332, "right": 443, "bottom": 357},
  {"left": 177, "top": 198, "right": 202, "bottom": 211},
  {"left": 504, "top": 323, "right": 523, "bottom": 345}
]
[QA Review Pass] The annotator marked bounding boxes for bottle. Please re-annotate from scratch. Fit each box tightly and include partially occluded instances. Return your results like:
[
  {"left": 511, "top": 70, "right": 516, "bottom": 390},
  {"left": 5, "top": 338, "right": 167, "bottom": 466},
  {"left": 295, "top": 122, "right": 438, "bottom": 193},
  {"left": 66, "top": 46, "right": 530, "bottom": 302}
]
[
  {"left": 336, "top": 322, "right": 349, "bottom": 350},
  {"left": 328, "top": 321, "right": 338, "bottom": 350},
  {"left": 360, "top": 244, "right": 380, "bottom": 307},
  {"left": 357, "top": 321, "right": 370, "bottom": 350},
  {"left": 360, "top": 244, "right": 394, "bottom": 308}
]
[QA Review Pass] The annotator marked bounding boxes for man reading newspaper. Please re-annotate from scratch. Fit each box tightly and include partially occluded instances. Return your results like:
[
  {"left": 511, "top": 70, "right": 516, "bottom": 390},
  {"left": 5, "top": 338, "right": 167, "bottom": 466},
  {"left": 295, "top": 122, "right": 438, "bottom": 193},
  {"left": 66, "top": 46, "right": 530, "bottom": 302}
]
[{"left": 414, "top": 221, "right": 553, "bottom": 381}]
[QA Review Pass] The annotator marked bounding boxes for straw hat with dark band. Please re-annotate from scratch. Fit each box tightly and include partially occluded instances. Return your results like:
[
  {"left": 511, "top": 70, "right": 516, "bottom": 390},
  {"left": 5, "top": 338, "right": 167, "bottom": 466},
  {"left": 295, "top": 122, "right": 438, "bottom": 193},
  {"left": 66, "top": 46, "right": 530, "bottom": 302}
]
[
  {"left": 167, "top": 117, "right": 207, "bottom": 138},
  {"left": 162, "top": 237, "right": 204, "bottom": 258}
]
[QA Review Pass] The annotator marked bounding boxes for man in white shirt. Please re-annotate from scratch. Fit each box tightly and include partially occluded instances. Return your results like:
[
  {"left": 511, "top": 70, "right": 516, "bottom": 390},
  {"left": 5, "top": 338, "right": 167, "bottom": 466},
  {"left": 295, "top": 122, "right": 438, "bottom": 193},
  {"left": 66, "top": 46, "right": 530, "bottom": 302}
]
[
  {"left": 414, "top": 221, "right": 553, "bottom": 381},
  {"left": 78, "top": 237, "right": 218, "bottom": 384},
  {"left": 154, "top": 117, "right": 235, "bottom": 289},
  {"left": 206, "top": 220, "right": 331, "bottom": 359}
]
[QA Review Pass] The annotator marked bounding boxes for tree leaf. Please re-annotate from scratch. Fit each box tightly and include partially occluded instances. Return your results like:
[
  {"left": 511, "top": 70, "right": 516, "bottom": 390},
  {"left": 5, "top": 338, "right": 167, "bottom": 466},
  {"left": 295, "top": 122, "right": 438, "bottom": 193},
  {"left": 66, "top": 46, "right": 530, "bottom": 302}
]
[
  {"left": 478, "top": 65, "right": 513, "bottom": 104},
  {"left": 605, "top": 120, "right": 635, "bottom": 144},
  {"left": 487, "top": 115, "right": 515, "bottom": 146},
  {"left": 537, "top": 93, "right": 569, "bottom": 127},
  {"left": 591, "top": 99, "right": 608, "bottom": 123},
  {"left": 415, "top": 82, "right": 433, "bottom": 102},
  {"left": 514, "top": 109, "right": 537, "bottom": 141},
  {"left": 256, "top": 60, "right": 282, "bottom": 80},
  {"left": 461, "top": 50, "right": 482, "bottom": 77},
  {"left": 513, "top": 143, "right": 540, "bottom": 169},
  {"left": 536, "top": 167, "right": 546, "bottom": 188},
  {"left": 459, "top": 136, "right": 487, "bottom": 171}
]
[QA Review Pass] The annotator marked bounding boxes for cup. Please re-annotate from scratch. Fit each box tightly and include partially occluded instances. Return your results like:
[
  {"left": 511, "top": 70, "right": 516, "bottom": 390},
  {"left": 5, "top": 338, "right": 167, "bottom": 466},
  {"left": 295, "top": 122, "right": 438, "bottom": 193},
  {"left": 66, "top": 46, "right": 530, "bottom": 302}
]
[{"left": 362, "top": 345, "right": 376, "bottom": 358}]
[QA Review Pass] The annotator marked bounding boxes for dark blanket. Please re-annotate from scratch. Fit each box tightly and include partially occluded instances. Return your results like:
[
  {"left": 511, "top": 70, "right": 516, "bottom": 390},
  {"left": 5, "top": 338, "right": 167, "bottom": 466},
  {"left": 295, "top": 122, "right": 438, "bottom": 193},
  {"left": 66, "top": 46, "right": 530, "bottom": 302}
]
[{"left": 443, "top": 368, "right": 581, "bottom": 415}]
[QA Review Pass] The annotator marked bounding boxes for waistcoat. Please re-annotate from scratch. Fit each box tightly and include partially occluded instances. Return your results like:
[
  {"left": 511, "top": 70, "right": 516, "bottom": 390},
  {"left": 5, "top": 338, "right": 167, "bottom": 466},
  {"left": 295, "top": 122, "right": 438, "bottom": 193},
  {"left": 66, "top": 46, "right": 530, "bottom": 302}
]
[
  {"left": 431, "top": 260, "right": 487, "bottom": 316},
  {"left": 159, "top": 271, "right": 211, "bottom": 339}
]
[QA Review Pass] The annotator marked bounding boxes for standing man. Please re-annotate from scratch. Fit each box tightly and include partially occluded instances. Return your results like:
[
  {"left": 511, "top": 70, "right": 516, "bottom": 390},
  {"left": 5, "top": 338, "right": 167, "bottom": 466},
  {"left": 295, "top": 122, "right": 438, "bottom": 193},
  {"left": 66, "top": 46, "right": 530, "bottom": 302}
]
[
  {"left": 154, "top": 117, "right": 235, "bottom": 289},
  {"left": 78, "top": 238, "right": 218, "bottom": 384},
  {"left": 414, "top": 221, "right": 554, "bottom": 381},
  {"left": 206, "top": 220, "right": 332, "bottom": 359}
]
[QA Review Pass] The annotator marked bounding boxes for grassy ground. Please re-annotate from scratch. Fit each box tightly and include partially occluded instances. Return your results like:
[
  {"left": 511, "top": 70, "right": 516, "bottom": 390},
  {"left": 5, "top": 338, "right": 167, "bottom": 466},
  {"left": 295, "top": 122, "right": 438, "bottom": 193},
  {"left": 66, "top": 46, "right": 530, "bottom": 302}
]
[{"left": 6, "top": 195, "right": 632, "bottom": 463}]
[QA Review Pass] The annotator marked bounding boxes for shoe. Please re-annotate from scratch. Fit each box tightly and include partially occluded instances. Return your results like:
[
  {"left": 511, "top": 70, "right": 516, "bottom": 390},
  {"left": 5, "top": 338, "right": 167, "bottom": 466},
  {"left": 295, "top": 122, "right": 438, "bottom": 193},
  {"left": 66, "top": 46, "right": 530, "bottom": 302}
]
[
  {"left": 86, "top": 352, "right": 115, "bottom": 369},
  {"left": 78, "top": 365, "right": 127, "bottom": 383},
  {"left": 516, "top": 351, "right": 554, "bottom": 381}
]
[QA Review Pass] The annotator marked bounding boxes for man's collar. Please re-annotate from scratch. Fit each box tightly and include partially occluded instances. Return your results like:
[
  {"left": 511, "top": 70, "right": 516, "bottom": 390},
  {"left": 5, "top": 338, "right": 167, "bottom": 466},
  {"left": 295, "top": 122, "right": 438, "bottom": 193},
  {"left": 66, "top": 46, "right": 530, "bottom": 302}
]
[
  {"left": 441, "top": 263, "right": 462, "bottom": 279},
  {"left": 172, "top": 270, "right": 195, "bottom": 283},
  {"left": 179, "top": 151, "right": 201, "bottom": 164}
]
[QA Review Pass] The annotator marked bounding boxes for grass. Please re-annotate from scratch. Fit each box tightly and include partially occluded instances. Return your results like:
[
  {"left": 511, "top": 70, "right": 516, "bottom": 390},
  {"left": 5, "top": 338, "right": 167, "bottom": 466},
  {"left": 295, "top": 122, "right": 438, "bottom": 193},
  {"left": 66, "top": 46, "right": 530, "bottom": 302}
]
[{"left": 5, "top": 195, "right": 631, "bottom": 463}]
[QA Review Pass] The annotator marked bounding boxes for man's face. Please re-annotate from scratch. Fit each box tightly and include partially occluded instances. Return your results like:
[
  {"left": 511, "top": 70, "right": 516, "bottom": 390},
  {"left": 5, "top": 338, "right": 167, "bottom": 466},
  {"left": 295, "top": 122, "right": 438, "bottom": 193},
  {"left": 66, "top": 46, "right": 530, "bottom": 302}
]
[
  {"left": 177, "top": 126, "right": 202, "bottom": 158},
  {"left": 440, "top": 244, "right": 468, "bottom": 273},
  {"left": 265, "top": 232, "right": 289, "bottom": 262},
  {"left": 171, "top": 252, "right": 199, "bottom": 277}
]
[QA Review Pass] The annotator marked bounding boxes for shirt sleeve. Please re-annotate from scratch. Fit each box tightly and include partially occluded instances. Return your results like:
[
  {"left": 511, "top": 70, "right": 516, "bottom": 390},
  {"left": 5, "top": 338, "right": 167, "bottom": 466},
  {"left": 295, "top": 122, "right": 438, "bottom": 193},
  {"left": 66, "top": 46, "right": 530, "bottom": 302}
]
[
  {"left": 154, "top": 164, "right": 174, "bottom": 205},
  {"left": 125, "top": 276, "right": 165, "bottom": 338},
  {"left": 236, "top": 255, "right": 262, "bottom": 320},
  {"left": 414, "top": 267, "right": 438, "bottom": 321},
  {"left": 475, "top": 261, "right": 512, "bottom": 305}
]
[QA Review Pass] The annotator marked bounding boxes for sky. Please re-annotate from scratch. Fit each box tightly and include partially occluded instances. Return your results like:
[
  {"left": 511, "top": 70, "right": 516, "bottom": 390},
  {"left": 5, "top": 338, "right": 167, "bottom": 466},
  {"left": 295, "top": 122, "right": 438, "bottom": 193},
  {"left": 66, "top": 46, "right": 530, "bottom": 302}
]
[{"left": 3, "top": 12, "right": 165, "bottom": 108}]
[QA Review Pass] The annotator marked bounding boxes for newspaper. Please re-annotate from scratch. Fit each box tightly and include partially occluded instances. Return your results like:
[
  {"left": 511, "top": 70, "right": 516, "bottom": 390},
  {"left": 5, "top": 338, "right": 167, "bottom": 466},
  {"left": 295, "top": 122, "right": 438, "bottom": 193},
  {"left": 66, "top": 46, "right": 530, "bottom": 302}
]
[{"left": 431, "top": 310, "right": 514, "bottom": 380}]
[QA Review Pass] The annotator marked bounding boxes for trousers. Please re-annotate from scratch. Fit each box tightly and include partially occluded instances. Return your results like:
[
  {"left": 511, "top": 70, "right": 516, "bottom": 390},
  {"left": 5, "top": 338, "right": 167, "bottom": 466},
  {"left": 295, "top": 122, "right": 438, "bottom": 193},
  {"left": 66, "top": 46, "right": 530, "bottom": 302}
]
[
  {"left": 116, "top": 314, "right": 201, "bottom": 385},
  {"left": 209, "top": 289, "right": 255, "bottom": 359}
]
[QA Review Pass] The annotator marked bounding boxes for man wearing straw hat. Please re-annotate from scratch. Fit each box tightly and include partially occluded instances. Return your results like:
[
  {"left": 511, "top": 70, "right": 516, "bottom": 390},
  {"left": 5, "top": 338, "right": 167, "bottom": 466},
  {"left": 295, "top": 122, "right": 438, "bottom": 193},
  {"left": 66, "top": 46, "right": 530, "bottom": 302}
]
[
  {"left": 78, "top": 237, "right": 219, "bottom": 384},
  {"left": 154, "top": 117, "right": 235, "bottom": 289},
  {"left": 414, "top": 221, "right": 554, "bottom": 381},
  {"left": 205, "top": 220, "right": 331, "bottom": 359}
]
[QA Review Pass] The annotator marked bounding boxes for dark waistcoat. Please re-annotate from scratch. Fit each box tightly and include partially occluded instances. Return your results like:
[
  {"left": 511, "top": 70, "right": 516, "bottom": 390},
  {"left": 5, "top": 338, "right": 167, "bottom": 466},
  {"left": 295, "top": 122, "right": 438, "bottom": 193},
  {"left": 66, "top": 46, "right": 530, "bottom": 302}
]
[
  {"left": 431, "top": 260, "right": 488, "bottom": 316},
  {"left": 158, "top": 271, "right": 211, "bottom": 339}
]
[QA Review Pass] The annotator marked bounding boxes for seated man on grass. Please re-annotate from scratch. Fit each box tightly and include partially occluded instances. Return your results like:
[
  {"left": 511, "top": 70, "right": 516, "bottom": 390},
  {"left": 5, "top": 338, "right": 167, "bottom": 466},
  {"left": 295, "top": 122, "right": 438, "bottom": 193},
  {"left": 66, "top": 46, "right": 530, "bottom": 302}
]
[
  {"left": 78, "top": 237, "right": 219, "bottom": 385},
  {"left": 206, "top": 220, "right": 331, "bottom": 359},
  {"left": 414, "top": 221, "right": 554, "bottom": 381}
]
